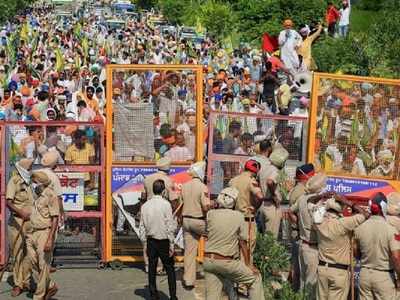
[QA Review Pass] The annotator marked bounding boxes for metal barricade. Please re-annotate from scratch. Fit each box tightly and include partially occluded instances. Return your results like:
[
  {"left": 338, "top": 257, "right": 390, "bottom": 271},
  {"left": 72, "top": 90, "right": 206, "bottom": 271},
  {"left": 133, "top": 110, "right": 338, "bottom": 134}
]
[
  {"left": 309, "top": 73, "right": 400, "bottom": 197},
  {"left": 0, "top": 123, "right": 5, "bottom": 266},
  {"left": 207, "top": 111, "right": 309, "bottom": 248},
  {"left": 2, "top": 121, "right": 105, "bottom": 266},
  {"left": 207, "top": 111, "right": 309, "bottom": 197},
  {"left": 105, "top": 65, "right": 204, "bottom": 263}
]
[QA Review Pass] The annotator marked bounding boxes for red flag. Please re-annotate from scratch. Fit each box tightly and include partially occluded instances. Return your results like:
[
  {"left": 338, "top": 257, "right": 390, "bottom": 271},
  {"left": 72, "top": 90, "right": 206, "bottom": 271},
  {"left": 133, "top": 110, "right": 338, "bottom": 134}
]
[{"left": 262, "top": 33, "right": 278, "bottom": 53}]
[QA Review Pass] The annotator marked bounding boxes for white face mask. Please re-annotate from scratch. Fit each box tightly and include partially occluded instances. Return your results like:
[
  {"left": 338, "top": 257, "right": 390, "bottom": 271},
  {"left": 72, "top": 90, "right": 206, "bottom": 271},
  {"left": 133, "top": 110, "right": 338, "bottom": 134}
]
[{"left": 312, "top": 206, "right": 326, "bottom": 224}]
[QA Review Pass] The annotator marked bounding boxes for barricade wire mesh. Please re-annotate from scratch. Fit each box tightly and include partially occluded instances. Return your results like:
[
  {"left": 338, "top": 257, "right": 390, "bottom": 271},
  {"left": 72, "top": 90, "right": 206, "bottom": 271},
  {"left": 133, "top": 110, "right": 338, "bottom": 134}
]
[
  {"left": 111, "top": 68, "right": 199, "bottom": 163},
  {"left": 313, "top": 77, "right": 400, "bottom": 180}
]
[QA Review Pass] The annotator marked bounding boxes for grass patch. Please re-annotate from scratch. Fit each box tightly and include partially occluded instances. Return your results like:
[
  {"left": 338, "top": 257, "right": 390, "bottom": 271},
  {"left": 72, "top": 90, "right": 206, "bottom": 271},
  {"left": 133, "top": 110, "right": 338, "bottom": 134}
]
[{"left": 350, "top": 9, "right": 381, "bottom": 32}]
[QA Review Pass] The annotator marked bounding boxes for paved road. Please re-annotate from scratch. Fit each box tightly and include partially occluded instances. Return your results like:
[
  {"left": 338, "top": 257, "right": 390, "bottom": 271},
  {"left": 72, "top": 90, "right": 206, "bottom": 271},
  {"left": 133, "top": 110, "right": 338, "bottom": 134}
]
[{"left": 0, "top": 266, "right": 206, "bottom": 300}]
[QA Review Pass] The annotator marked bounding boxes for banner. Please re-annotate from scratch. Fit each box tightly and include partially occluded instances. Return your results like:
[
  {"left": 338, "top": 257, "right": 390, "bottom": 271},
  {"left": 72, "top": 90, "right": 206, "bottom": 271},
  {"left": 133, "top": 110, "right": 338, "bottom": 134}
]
[
  {"left": 326, "top": 176, "right": 396, "bottom": 198},
  {"left": 58, "top": 172, "right": 85, "bottom": 211},
  {"left": 112, "top": 166, "right": 191, "bottom": 194}
]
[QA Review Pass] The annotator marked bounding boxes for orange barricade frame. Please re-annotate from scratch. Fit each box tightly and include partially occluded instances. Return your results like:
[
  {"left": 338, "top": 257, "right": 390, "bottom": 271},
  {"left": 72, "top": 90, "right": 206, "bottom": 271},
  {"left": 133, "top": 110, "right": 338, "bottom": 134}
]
[
  {"left": 309, "top": 72, "right": 400, "bottom": 195},
  {"left": 105, "top": 65, "right": 204, "bottom": 263},
  {"left": 206, "top": 110, "right": 309, "bottom": 197},
  {"left": 0, "top": 123, "right": 5, "bottom": 265},
  {"left": 0, "top": 121, "right": 106, "bottom": 266}
]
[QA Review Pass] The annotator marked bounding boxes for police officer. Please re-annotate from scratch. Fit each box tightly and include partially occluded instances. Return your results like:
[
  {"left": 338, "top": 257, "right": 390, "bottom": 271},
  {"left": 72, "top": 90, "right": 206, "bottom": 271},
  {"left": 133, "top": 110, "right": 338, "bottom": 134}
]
[
  {"left": 289, "top": 164, "right": 315, "bottom": 206},
  {"left": 229, "top": 159, "right": 264, "bottom": 261},
  {"left": 203, "top": 187, "right": 265, "bottom": 300},
  {"left": 354, "top": 192, "right": 400, "bottom": 300},
  {"left": 251, "top": 139, "right": 272, "bottom": 172},
  {"left": 258, "top": 145, "right": 289, "bottom": 238},
  {"left": 181, "top": 161, "right": 210, "bottom": 289},
  {"left": 6, "top": 158, "right": 34, "bottom": 297},
  {"left": 287, "top": 163, "right": 315, "bottom": 291},
  {"left": 314, "top": 195, "right": 368, "bottom": 300},
  {"left": 387, "top": 192, "right": 400, "bottom": 232},
  {"left": 26, "top": 171, "right": 60, "bottom": 300},
  {"left": 143, "top": 157, "right": 178, "bottom": 205},
  {"left": 290, "top": 173, "right": 331, "bottom": 295}
]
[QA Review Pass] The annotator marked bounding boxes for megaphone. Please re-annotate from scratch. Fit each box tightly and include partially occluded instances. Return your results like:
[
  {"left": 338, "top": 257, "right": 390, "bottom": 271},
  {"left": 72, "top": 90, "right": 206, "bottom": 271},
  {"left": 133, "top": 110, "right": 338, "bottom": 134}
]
[{"left": 294, "top": 72, "right": 312, "bottom": 94}]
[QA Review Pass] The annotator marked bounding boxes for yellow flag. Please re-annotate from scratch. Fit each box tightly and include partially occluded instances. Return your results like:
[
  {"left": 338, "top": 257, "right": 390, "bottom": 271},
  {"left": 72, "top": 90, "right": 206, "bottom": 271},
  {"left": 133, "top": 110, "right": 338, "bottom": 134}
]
[
  {"left": 55, "top": 48, "right": 64, "bottom": 72},
  {"left": 195, "top": 17, "right": 205, "bottom": 35},
  {"left": 20, "top": 22, "right": 29, "bottom": 43},
  {"left": 223, "top": 35, "right": 234, "bottom": 55}
]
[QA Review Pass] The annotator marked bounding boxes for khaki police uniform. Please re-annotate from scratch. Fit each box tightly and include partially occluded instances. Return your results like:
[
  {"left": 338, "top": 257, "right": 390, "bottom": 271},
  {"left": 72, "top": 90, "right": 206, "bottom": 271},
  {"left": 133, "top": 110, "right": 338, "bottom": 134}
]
[
  {"left": 287, "top": 181, "right": 307, "bottom": 291},
  {"left": 229, "top": 171, "right": 262, "bottom": 260},
  {"left": 27, "top": 185, "right": 59, "bottom": 300},
  {"left": 387, "top": 192, "right": 400, "bottom": 232},
  {"left": 204, "top": 208, "right": 265, "bottom": 300},
  {"left": 258, "top": 163, "right": 282, "bottom": 238},
  {"left": 291, "top": 193, "right": 319, "bottom": 291},
  {"left": 6, "top": 174, "right": 34, "bottom": 290},
  {"left": 289, "top": 182, "right": 306, "bottom": 206},
  {"left": 387, "top": 216, "right": 400, "bottom": 232},
  {"left": 316, "top": 213, "right": 365, "bottom": 300},
  {"left": 143, "top": 171, "right": 178, "bottom": 202},
  {"left": 181, "top": 177, "right": 209, "bottom": 286},
  {"left": 355, "top": 215, "right": 400, "bottom": 300}
]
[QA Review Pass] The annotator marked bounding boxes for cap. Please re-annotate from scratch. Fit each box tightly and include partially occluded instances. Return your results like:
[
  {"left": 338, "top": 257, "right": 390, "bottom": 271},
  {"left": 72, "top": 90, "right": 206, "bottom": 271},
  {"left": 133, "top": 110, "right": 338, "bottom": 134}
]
[
  {"left": 325, "top": 198, "right": 343, "bottom": 213},
  {"left": 305, "top": 173, "right": 327, "bottom": 194},
  {"left": 156, "top": 157, "right": 171, "bottom": 171},
  {"left": 369, "top": 192, "right": 388, "bottom": 216},
  {"left": 387, "top": 192, "right": 400, "bottom": 216},
  {"left": 41, "top": 150, "right": 59, "bottom": 168},
  {"left": 269, "top": 146, "right": 289, "bottom": 168},
  {"left": 361, "top": 82, "right": 373, "bottom": 91},
  {"left": 377, "top": 149, "right": 393, "bottom": 162},
  {"left": 244, "top": 159, "right": 261, "bottom": 174},
  {"left": 188, "top": 161, "right": 206, "bottom": 180},
  {"left": 283, "top": 19, "right": 293, "bottom": 28},
  {"left": 16, "top": 158, "right": 34, "bottom": 171},
  {"left": 296, "top": 163, "right": 315, "bottom": 181},
  {"left": 217, "top": 187, "right": 239, "bottom": 209},
  {"left": 32, "top": 171, "right": 51, "bottom": 186}
]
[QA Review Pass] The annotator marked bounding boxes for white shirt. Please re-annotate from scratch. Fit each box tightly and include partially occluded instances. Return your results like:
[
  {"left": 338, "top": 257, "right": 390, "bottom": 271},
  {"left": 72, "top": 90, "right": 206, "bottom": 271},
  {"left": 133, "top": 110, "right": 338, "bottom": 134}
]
[
  {"left": 339, "top": 4, "right": 351, "bottom": 26},
  {"left": 139, "top": 195, "right": 177, "bottom": 244},
  {"left": 165, "top": 146, "right": 193, "bottom": 161}
]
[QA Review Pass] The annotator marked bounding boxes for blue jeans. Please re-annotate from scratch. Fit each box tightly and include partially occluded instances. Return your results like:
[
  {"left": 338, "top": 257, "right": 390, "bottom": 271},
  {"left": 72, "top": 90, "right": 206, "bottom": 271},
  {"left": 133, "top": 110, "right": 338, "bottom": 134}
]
[{"left": 339, "top": 25, "right": 349, "bottom": 37}]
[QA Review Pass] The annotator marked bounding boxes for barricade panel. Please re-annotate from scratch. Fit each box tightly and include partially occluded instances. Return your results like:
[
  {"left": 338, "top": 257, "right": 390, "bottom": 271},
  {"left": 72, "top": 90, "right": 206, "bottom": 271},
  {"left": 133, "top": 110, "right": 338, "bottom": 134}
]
[
  {"left": 309, "top": 73, "right": 400, "bottom": 197},
  {"left": 105, "top": 65, "right": 204, "bottom": 262},
  {"left": 2, "top": 121, "right": 105, "bottom": 265},
  {"left": 0, "top": 124, "right": 5, "bottom": 265},
  {"left": 108, "top": 65, "right": 203, "bottom": 164},
  {"left": 310, "top": 73, "right": 400, "bottom": 179},
  {"left": 207, "top": 111, "right": 308, "bottom": 198}
]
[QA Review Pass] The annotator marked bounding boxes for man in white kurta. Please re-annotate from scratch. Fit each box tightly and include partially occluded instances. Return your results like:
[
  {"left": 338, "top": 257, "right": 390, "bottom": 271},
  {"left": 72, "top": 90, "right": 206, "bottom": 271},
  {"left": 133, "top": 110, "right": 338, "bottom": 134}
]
[{"left": 278, "top": 19, "right": 303, "bottom": 75}]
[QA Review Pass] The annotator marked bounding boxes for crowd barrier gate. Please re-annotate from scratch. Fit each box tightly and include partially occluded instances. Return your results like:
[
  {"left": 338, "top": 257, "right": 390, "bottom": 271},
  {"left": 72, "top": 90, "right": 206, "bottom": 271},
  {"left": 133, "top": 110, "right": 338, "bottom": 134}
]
[
  {"left": 0, "top": 121, "right": 105, "bottom": 267},
  {"left": 309, "top": 73, "right": 400, "bottom": 197},
  {"left": 105, "top": 64, "right": 204, "bottom": 263}
]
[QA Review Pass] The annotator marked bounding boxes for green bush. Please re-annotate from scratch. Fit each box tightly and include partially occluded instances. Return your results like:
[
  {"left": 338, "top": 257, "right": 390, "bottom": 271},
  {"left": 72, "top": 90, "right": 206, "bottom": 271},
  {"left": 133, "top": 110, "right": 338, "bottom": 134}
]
[
  {"left": 253, "top": 232, "right": 290, "bottom": 283},
  {"left": 313, "top": 34, "right": 370, "bottom": 76},
  {"left": 254, "top": 232, "right": 312, "bottom": 299}
]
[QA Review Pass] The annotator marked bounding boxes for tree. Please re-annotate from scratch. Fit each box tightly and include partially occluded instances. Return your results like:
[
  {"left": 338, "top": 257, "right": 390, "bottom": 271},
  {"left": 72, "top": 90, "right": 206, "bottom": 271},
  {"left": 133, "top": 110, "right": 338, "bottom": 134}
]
[
  {"left": 197, "top": 0, "right": 235, "bottom": 39},
  {"left": 234, "top": 0, "right": 326, "bottom": 43},
  {"left": 158, "top": 0, "right": 190, "bottom": 24},
  {"left": 0, "top": 0, "right": 35, "bottom": 23},
  {"left": 136, "top": 0, "right": 158, "bottom": 10}
]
